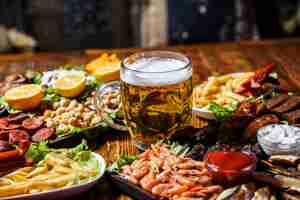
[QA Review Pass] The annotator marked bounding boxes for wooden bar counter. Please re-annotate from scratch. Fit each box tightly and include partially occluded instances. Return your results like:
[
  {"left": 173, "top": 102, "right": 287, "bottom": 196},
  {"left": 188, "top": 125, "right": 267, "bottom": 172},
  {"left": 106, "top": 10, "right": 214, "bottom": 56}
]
[{"left": 1, "top": 39, "right": 300, "bottom": 200}]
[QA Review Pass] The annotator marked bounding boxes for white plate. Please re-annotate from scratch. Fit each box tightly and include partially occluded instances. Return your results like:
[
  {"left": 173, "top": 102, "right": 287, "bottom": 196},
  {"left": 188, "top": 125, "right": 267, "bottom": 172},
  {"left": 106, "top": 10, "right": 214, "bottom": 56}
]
[
  {"left": 192, "top": 72, "right": 246, "bottom": 120},
  {"left": 0, "top": 152, "right": 106, "bottom": 200}
]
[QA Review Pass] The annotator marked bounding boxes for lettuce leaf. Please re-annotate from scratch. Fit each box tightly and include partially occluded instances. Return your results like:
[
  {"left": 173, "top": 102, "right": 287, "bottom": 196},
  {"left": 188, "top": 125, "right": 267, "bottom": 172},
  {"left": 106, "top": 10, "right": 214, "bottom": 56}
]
[
  {"left": 108, "top": 155, "right": 138, "bottom": 173},
  {"left": 208, "top": 101, "right": 239, "bottom": 120},
  {"left": 25, "top": 141, "right": 50, "bottom": 162}
]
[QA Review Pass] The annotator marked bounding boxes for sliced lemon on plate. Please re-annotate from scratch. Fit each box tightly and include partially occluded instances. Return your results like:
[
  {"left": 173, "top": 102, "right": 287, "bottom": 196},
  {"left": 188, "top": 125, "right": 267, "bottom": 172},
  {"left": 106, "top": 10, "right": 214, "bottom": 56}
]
[
  {"left": 91, "top": 64, "right": 120, "bottom": 81},
  {"left": 86, "top": 53, "right": 121, "bottom": 81},
  {"left": 53, "top": 73, "right": 86, "bottom": 98},
  {"left": 4, "top": 84, "right": 44, "bottom": 110}
]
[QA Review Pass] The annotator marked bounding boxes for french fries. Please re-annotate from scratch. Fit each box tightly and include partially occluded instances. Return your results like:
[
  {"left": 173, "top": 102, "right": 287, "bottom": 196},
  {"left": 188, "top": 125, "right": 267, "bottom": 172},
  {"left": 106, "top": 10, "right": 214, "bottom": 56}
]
[
  {"left": 193, "top": 72, "right": 254, "bottom": 108},
  {"left": 0, "top": 152, "right": 98, "bottom": 197}
]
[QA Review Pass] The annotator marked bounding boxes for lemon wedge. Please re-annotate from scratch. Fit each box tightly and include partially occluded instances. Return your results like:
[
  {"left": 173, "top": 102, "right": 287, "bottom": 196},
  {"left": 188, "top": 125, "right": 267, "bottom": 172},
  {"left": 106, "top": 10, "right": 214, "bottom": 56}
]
[
  {"left": 53, "top": 73, "right": 86, "bottom": 97},
  {"left": 91, "top": 64, "right": 120, "bottom": 81},
  {"left": 86, "top": 53, "right": 120, "bottom": 81},
  {"left": 4, "top": 84, "right": 43, "bottom": 110}
]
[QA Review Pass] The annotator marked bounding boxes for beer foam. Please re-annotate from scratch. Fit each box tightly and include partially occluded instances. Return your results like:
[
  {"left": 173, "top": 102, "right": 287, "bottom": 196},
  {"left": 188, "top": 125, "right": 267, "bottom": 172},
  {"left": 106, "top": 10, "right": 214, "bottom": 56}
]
[{"left": 121, "top": 57, "right": 192, "bottom": 86}]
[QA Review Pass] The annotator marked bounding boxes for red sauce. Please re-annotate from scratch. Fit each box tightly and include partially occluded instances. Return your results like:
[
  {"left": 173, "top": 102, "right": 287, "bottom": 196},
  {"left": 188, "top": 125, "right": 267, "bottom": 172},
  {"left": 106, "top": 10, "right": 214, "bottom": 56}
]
[{"left": 206, "top": 151, "right": 253, "bottom": 172}]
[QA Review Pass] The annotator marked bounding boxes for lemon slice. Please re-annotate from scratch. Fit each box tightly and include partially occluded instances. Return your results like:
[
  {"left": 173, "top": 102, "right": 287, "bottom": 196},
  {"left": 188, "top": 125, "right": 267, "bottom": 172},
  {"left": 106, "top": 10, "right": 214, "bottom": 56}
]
[
  {"left": 86, "top": 54, "right": 120, "bottom": 81},
  {"left": 92, "top": 64, "right": 120, "bottom": 81},
  {"left": 4, "top": 84, "right": 43, "bottom": 110},
  {"left": 53, "top": 73, "right": 86, "bottom": 98}
]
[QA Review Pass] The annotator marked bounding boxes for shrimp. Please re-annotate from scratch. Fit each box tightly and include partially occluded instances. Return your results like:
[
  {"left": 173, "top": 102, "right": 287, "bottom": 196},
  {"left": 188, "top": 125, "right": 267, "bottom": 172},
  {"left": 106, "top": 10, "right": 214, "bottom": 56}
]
[
  {"left": 177, "top": 160, "right": 205, "bottom": 170},
  {"left": 178, "top": 169, "right": 209, "bottom": 176},
  {"left": 121, "top": 165, "right": 132, "bottom": 175},
  {"left": 188, "top": 186, "right": 204, "bottom": 192},
  {"left": 132, "top": 166, "right": 149, "bottom": 180},
  {"left": 156, "top": 169, "right": 172, "bottom": 183},
  {"left": 167, "top": 184, "right": 189, "bottom": 196},
  {"left": 186, "top": 176, "right": 212, "bottom": 185},
  {"left": 139, "top": 149, "right": 151, "bottom": 159},
  {"left": 140, "top": 172, "right": 159, "bottom": 191},
  {"left": 200, "top": 185, "right": 223, "bottom": 194},
  {"left": 173, "top": 174, "right": 196, "bottom": 187},
  {"left": 130, "top": 159, "right": 150, "bottom": 179},
  {"left": 181, "top": 191, "right": 207, "bottom": 198},
  {"left": 152, "top": 183, "right": 173, "bottom": 197}
]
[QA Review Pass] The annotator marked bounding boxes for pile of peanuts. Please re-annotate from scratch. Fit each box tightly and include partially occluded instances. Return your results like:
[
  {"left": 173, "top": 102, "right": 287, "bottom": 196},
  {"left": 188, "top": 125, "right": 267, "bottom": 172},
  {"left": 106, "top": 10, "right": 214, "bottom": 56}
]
[{"left": 42, "top": 97, "right": 102, "bottom": 134}]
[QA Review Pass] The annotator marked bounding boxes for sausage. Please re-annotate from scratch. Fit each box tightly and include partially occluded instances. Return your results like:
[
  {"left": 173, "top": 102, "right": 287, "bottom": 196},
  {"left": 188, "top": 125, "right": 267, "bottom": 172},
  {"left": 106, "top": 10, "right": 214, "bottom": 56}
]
[
  {"left": 266, "top": 94, "right": 290, "bottom": 110},
  {"left": 0, "top": 117, "right": 21, "bottom": 130},
  {"left": 7, "top": 113, "right": 29, "bottom": 123},
  {"left": 8, "top": 130, "right": 30, "bottom": 145},
  {"left": 32, "top": 128, "right": 55, "bottom": 142},
  {"left": 0, "top": 140, "right": 11, "bottom": 152},
  {"left": 285, "top": 109, "right": 300, "bottom": 124},
  {"left": 0, "top": 149, "right": 21, "bottom": 161},
  {"left": 0, "top": 118, "right": 9, "bottom": 129},
  {"left": 22, "top": 118, "right": 43, "bottom": 130},
  {"left": 244, "top": 114, "right": 280, "bottom": 139},
  {"left": 0, "top": 130, "right": 9, "bottom": 140},
  {"left": 2, "top": 123, "right": 21, "bottom": 130},
  {"left": 272, "top": 96, "right": 300, "bottom": 113}
]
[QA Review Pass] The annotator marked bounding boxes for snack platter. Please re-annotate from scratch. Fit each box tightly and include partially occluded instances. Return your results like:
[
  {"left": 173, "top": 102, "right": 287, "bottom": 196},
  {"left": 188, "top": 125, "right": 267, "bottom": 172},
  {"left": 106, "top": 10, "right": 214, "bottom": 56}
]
[{"left": 0, "top": 51, "right": 300, "bottom": 200}]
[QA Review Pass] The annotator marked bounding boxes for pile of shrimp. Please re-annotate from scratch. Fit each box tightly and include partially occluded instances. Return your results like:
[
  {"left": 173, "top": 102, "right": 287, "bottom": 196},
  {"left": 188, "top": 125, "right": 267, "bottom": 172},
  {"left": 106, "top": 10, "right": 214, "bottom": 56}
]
[{"left": 120, "top": 144, "right": 223, "bottom": 200}]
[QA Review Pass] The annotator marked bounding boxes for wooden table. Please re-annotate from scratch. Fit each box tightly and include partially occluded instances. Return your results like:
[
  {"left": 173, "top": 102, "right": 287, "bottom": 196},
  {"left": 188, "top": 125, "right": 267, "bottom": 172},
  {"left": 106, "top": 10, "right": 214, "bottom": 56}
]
[{"left": 1, "top": 39, "right": 300, "bottom": 199}]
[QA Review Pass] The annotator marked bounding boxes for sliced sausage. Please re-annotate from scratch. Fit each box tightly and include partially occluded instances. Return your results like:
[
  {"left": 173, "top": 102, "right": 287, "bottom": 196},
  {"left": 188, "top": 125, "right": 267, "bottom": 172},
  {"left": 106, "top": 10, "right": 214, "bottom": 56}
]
[
  {"left": 8, "top": 130, "right": 30, "bottom": 145},
  {"left": 32, "top": 128, "right": 54, "bottom": 142},
  {"left": 245, "top": 114, "right": 280, "bottom": 139},
  {"left": 2, "top": 124, "right": 21, "bottom": 130},
  {"left": 7, "top": 113, "right": 29, "bottom": 123},
  {"left": 22, "top": 118, "right": 43, "bottom": 130},
  {"left": 0, "top": 118, "right": 9, "bottom": 129},
  {"left": 285, "top": 109, "right": 300, "bottom": 124},
  {"left": 272, "top": 96, "right": 300, "bottom": 113},
  {"left": 266, "top": 94, "right": 290, "bottom": 110},
  {"left": 0, "top": 140, "right": 11, "bottom": 152},
  {"left": 0, "top": 130, "right": 9, "bottom": 140}
]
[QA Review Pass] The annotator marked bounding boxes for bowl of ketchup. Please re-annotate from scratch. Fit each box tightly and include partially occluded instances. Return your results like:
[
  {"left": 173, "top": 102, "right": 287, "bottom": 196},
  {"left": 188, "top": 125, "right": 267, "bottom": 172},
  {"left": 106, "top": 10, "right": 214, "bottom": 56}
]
[{"left": 204, "top": 151, "right": 257, "bottom": 186}]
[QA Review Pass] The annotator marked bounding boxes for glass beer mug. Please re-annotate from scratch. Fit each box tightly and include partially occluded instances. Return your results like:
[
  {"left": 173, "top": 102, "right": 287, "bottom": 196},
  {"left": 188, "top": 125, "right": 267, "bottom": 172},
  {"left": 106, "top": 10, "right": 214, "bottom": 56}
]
[{"left": 120, "top": 51, "right": 192, "bottom": 146}]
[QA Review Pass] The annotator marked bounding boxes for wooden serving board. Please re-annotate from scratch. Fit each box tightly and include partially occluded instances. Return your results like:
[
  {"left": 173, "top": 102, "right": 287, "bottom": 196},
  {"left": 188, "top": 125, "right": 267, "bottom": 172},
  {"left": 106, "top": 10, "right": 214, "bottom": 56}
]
[{"left": 0, "top": 39, "right": 300, "bottom": 200}]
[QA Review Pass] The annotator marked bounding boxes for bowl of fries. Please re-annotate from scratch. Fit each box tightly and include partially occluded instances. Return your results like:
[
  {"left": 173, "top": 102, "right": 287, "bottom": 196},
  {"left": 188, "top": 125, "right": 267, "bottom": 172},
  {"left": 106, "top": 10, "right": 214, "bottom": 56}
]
[
  {"left": 0, "top": 152, "right": 106, "bottom": 200},
  {"left": 193, "top": 72, "right": 253, "bottom": 120}
]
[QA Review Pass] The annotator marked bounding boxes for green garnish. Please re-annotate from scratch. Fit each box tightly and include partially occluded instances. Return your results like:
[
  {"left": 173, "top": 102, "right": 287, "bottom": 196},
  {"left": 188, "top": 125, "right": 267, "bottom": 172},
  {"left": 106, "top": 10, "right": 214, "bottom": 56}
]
[
  {"left": 42, "top": 87, "right": 61, "bottom": 103},
  {"left": 269, "top": 72, "right": 278, "bottom": 79},
  {"left": 108, "top": 155, "right": 138, "bottom": 173},
  {"left": 78, "top": 75, "right": 102, "bottom": 102},
  {"left": 26, "top": 140, "right": 91, "bottom": 163},
  {"left": 208, "top": 100, "right": 239, "bottom": 120},
  {"left": 25, "top": 141, "right": 50, "bottom": 163},
  {"left": 0, "top": 96, "right": 21, "bottom": 113}
]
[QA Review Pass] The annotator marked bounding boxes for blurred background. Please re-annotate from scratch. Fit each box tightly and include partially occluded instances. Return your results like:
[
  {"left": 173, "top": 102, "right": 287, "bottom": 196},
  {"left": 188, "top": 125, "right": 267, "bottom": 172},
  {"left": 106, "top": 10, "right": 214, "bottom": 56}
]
[{"left": 0, "top": 0, "right": 300, "bottom": 52}]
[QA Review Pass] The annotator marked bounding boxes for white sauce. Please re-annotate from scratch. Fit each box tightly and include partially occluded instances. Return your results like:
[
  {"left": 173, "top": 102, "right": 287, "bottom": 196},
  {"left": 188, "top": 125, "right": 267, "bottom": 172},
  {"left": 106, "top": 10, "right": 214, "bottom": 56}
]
[{"left": 257, "top": 124, "right": 300, "bottom": 155}]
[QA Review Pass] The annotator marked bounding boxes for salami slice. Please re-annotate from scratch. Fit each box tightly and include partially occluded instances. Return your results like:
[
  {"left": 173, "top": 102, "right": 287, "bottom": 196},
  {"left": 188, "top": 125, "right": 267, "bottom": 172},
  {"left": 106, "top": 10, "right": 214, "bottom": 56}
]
[
  {"left": 22, "top": 118, "right": 43, "bottom": 130},
  {"left": 0, "top": 118, "right": 9, "bottom": 129},
  {"left": 0, "top": 140, "right": 11, "bottom": 152},
  {"left": 9, "top": 130, "right": 30, "bottom": 145},
  {"left": 2, "top": 124, "right": 21, "bottom": 130},
  {"left": 32, "top": 128, "right": 54, "bottom": 142},
  {"left": 7, "top": 113, "right": 29, "bottom": 123},
  {"left": 0, "top": 130, "right": 9, "bottom": 140}
]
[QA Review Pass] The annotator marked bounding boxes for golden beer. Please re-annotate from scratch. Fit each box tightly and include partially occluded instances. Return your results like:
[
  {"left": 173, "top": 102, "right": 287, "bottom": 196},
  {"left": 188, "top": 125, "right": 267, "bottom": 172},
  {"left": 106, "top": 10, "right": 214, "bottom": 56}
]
[{"left": 120, "top": 51, "right": 192, "bottom": 145}]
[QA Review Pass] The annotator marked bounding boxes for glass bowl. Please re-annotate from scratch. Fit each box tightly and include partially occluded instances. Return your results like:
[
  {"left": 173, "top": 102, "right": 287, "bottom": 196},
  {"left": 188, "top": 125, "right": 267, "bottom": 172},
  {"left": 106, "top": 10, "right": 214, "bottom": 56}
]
[
  {"left": 94, "top": 81, "right": 127, "bottom": 131},
  {"left": 204, "top": 151, "right": 257, "bottom": 187}
]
